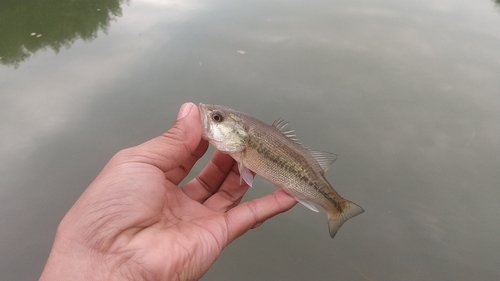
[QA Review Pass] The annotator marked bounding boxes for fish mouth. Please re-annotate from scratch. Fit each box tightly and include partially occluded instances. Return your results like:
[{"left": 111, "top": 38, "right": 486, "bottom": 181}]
[{"left": 198, "top": 103, "right": 210, "bottom": 139}]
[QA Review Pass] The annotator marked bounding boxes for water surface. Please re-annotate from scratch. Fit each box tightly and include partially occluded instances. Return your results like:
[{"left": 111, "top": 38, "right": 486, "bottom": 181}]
[{"left": 1, "top": 0, "right": 499, "bottom": 280}]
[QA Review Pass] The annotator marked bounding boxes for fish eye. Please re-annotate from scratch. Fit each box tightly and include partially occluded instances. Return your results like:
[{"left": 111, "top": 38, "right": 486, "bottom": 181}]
[{"left": 212, "top": 112, "right": 223, "bottom": 122}]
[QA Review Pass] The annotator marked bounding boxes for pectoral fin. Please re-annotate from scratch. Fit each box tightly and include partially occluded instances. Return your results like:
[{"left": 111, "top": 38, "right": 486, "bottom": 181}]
[{"left": 238, "top": 162, "right": 254, "bottom": 186}]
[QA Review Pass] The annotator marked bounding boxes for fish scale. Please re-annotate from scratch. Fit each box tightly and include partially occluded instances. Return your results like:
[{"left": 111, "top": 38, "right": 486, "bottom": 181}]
[
  {"left": 244, "top": 125, "right": 339, "bottom": 209},
  {"left": 199, "top": 103, "right": 364, "bottom": 238}
]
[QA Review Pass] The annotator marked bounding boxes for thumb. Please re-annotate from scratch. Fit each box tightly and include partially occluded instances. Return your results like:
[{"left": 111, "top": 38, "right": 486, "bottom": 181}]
[{"left": 130, "top": 102, "right": 204, "bottom": 173}]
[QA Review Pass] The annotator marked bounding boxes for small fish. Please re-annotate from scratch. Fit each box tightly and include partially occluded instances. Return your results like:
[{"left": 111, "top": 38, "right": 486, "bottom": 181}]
[{"left": 199, "top": 103, "right": 364, "bottom": 238}]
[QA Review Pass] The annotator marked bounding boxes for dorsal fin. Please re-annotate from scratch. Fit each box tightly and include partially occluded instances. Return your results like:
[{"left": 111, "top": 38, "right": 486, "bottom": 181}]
[
  {"left": 272, "top": 119, "right": 337, "bottom": 172},
  {"left": 272, "top": 118, "right": 301, "bottom": 145},
  {"left": 309, "top": 150, "right": 337, "bottom": 172}
]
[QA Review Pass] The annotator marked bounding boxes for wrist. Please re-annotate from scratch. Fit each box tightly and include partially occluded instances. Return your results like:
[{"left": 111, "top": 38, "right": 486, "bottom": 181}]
[
  {"left": 39, "top": 225, "right": 121, "bottom": 281},
  {"left": 40, "top": 235, "right": 93, "bottom": 280}
]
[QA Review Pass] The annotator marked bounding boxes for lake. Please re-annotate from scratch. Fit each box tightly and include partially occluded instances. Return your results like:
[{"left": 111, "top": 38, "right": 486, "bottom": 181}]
[{"left": 1, "top": 0, "right": 499, "bottom": 280}]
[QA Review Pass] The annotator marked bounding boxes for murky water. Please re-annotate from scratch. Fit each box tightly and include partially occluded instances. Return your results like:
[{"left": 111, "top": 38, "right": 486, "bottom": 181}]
[{"left": 1, "top": 0, "right": 499, "bottom": 280}]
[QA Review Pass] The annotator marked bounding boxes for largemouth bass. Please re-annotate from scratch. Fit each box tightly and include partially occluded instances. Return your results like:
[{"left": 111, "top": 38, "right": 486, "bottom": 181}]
[{"left": 199, "top": 103, "right": 364, "bottom": 238}]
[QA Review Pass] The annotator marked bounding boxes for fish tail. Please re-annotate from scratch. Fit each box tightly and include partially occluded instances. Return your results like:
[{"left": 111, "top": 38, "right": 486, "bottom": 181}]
[{"left": 327, "top": 200, "right": 364, "bottom": 238}]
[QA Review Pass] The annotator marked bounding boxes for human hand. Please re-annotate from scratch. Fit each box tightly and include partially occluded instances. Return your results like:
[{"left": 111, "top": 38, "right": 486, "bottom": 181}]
[{"left": 39, "top": 102, "right": 297, "bottom": 281}]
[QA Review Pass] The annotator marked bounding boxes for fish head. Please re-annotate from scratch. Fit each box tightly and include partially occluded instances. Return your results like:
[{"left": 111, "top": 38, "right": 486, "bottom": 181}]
[{"left": 199, "top": 103, "right": 248, "bottom": 153}]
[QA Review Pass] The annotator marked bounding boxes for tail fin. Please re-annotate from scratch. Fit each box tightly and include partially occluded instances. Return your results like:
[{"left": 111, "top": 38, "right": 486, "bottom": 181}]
[{"left": 327, "top": 200, "right": 364, "bottom": 238}]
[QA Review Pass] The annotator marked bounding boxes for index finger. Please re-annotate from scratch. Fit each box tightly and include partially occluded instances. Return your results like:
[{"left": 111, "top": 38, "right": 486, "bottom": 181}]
[
  {"left": 163, "top": 138, "right": 208, "bottom": 185},
  {"left": 181, "top": 150, "right": 237, "bottom": 202}
]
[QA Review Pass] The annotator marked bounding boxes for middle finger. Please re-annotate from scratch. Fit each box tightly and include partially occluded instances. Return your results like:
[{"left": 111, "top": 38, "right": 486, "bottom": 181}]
[{"left": 182, "top": 150, "right": 237, "bottom": 202}]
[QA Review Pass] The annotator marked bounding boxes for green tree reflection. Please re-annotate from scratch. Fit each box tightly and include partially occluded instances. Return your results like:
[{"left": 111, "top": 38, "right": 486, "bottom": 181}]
[{"left": 0, "top": 0, "right": 127, "bottom": 67}]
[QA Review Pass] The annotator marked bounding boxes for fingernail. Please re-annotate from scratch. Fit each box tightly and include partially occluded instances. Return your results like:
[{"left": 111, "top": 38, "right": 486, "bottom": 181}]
[
  {"left": 177, "top": 102, "right": 194, "bottom": 120},
  {"left": 252, "top": 222, "right": 264, "bottom": 229}
]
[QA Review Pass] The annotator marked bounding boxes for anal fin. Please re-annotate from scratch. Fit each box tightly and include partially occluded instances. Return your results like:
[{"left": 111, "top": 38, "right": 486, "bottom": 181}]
[{"left": 297, "top": 199, "right": 319, "bottom": 213}]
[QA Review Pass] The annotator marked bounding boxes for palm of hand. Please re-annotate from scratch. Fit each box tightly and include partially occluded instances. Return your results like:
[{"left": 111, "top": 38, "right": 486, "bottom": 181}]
[{"left": 71, "top": 142, "right": 250, "bottom": 280}]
